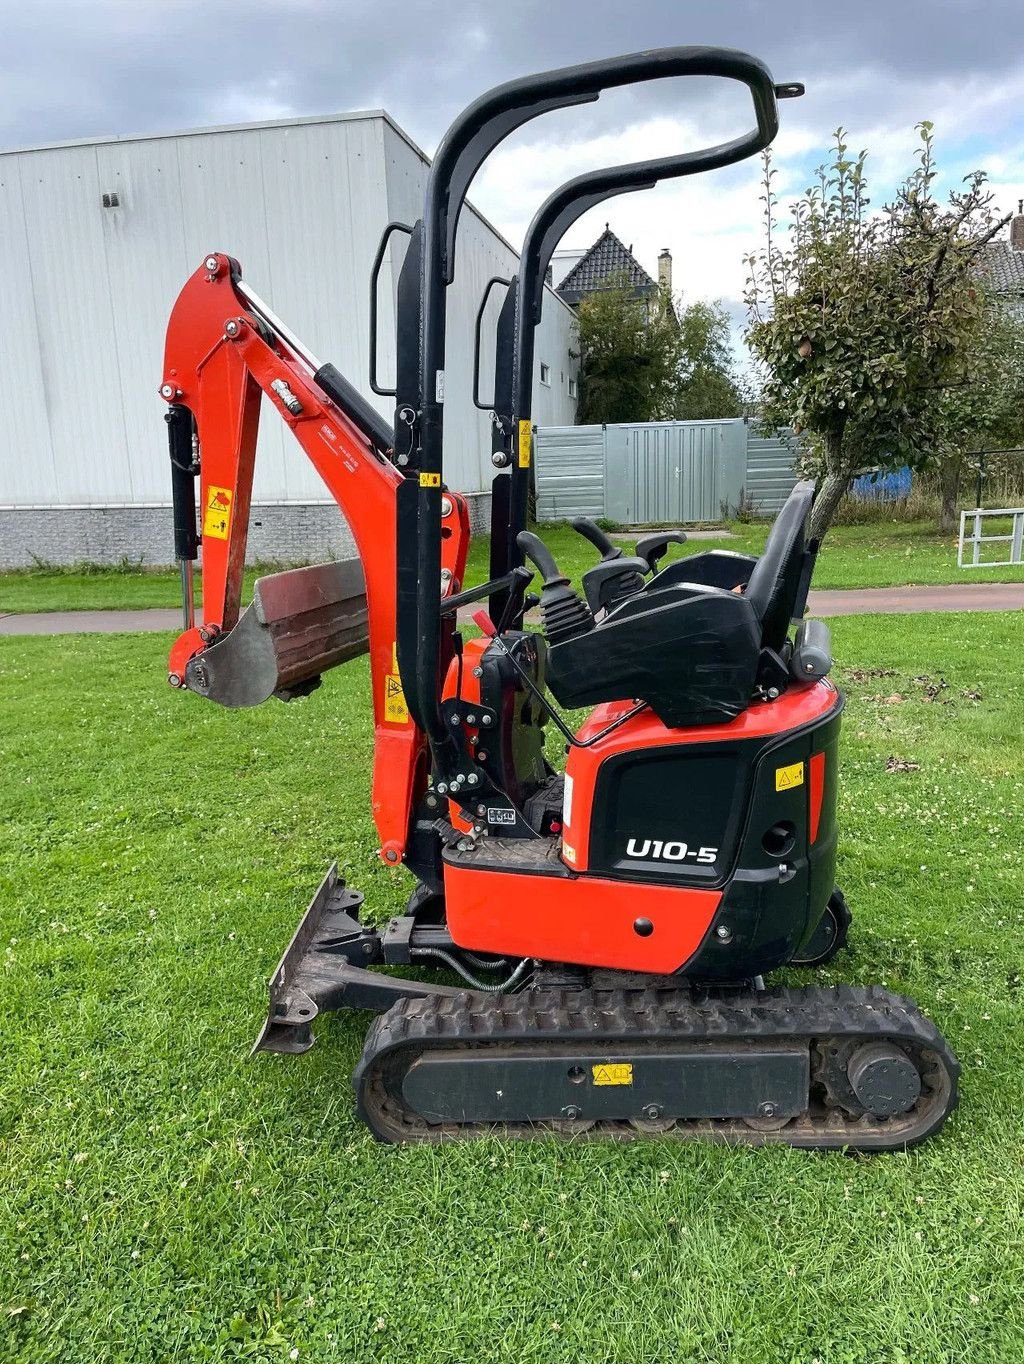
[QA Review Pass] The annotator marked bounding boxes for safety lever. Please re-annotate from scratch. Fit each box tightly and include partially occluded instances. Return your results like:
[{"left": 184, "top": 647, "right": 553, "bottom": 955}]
[
  {"left": 635, "top": 530, "right": 688, "bottom": 572},
  {"left": 439, "top": 567, "right": 531, "bottom": 617},
  {"left": 495, "top": 566, "right": 536, "bottom": 635}
]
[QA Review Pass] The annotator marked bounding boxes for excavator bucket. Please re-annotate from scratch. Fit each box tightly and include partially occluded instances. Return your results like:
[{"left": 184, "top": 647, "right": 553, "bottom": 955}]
[{"left": 183, "top": 560, "right": 368, "bottom": 708}]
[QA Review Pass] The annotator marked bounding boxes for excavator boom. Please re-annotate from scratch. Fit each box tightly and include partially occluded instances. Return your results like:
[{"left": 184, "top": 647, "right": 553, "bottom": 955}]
[{"left": 160, "top": 253, "right": 470, "bottom": 863}]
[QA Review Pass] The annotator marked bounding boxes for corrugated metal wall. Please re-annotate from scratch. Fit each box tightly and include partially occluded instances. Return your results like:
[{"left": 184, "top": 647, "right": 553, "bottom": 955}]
[
  {"left": 536, "top": 419, "right": 750, "bottom": 523},
  {"left": 744, "top": 433, "right": 799, "bottom": 515},
  {"left": 535, "top": 426, "right": 606, "bottom": 520},
  {"left": 0, "top": 112, "right": 577, "bottom": 509},
  {"left": 604, "top": 420, "right": 748, "bottom": 523}
]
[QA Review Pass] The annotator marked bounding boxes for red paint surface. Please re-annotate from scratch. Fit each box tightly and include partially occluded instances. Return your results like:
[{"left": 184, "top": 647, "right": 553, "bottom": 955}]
[
  {"left": 808, "top": 750, "right": 827, "bottom": 844},
  {"left": 445, "top": 860, "right": 722, "bottom": 973}
]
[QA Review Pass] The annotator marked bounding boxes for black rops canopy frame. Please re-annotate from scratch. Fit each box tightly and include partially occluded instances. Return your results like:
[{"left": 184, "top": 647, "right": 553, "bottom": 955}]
[
  {"left": 387, "top": 46, "right": 803, "bottom": 780},
  {"left": 481, "top": 82, "right": 804, "bottom": 623}
]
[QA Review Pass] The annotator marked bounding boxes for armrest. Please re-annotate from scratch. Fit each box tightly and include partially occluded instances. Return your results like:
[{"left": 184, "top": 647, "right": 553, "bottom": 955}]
[
  {"left": 581, "top": 556, "right": 648, "bottom": 614},
  {"left": 651, "top": 550, "right": 757, "bottom": 592}
]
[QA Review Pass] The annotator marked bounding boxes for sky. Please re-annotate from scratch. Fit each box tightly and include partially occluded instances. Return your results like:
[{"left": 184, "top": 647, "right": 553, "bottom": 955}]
[{"left": 3, "top": 0, "right": 1024, "bottom": 347}]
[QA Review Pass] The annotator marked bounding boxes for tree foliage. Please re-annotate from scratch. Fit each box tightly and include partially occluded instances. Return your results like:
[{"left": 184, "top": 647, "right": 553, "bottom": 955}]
[
  {"left": 574, "top": 277, "right": 741, "bottom": 425},
  {"left": 674, "top": 300, "right": 743, "bottom": 421},
  {"left": 930, "top": 307, "right": 1024, "bottom": 529},
  {"left": 745, "top": 125, "right": 1010, "bottom": 540},
  {"left": 574, "top": 279, "right": 679, "bottom": 423}
]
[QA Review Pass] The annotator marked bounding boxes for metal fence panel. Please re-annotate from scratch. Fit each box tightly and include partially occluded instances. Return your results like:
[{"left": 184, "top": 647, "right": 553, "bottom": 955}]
[
  {"left": 536, "top": 418, "right": 749, "bottom": 523},
  {"left": 745, "top": 435, "right": 799, "bottom": 516},
  {"left": 535, "top": 425, "right": 606, "bottom": 520},
  {"left": 958, "top": 507, "right": 1024, "bottom": 567},
  {"left": 606, "top": 421, "right": 721, "bottom": 524}
]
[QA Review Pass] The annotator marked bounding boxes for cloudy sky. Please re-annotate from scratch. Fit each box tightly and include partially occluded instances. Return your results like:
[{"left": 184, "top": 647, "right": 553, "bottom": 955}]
[{"left": 3, "top": 0, "right": 1023, "bottom": 341}]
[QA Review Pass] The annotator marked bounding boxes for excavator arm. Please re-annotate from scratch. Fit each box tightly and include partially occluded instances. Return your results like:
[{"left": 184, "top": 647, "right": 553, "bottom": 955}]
[{"left": 160, "top": 252, "right": 470, "bottom": 864}]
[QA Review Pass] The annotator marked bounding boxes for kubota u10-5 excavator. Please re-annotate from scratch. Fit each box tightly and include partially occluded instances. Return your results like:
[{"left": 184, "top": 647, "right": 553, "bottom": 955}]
[{"left": 160, "top": 46, "right": 959, "bottom": 1147}]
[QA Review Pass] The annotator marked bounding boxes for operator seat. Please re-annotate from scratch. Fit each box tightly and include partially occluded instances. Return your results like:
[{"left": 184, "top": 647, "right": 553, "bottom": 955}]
[{"left": 535, "top": 480, "right": 817, "bottom": 728}]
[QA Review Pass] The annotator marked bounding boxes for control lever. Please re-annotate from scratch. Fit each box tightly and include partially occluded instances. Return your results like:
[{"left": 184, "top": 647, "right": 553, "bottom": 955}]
[
  {"left": 570, "top": 516, "right": 621, "bottom": 561},
  {"left": 495, "top": 565, "right": 535, "bottom": 636},
  {"left": 581, "top": 556, "right": 649, "bottom": 615},
  {"left": 517, "top": 532, "right": 593, "bottom": 644},
  {"left": 635, "top": 530, "right": 687, "bottom": 572}
]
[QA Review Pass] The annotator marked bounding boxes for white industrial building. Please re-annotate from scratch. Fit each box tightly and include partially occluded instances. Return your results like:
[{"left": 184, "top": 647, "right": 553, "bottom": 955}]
[{"left": 0, "top": 111, "right": 579, "bottom": 568}]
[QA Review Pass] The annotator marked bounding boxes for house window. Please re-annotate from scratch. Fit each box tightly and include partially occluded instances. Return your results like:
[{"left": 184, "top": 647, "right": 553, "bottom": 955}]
[
  {"left": 540, "top": 363, "right": 551, "bottom": 386},
  {"left": 568, "top": 376, "right": 578, "bottom": 399}
]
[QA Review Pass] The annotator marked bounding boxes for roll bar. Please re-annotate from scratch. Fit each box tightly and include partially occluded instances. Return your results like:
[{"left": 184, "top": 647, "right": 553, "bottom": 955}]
[
  {"left": 486, "top": 57, "right": 803, "bottom": 621},
  {"left": 394, "top": 45, "right": 802, "bottom": 761}
]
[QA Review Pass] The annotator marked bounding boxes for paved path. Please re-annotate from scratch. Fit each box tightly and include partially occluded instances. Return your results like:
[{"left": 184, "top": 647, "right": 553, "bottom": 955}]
[
  {"left": 808, "top": 582, "right": 1024, "bottom": 615},
  {"left": 609, "top": 528, "right": 736, "bottom": 542},
  {"left": 0, "top": 608, "right": 184, "bottom": 634},
  {"left": 1, "top": 582, "right": 1022, "bottom": 636}
]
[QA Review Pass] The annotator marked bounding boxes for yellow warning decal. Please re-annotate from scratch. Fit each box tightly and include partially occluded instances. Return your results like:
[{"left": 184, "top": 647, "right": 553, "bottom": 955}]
[
  {"left": 518, "top": 419, "right": 532, "bottom": 469},
  {"left": 592, "top": 1062, "right": 633, "bottom": 1087},
  {"left": 420, "top": 471, "right": 441, "bottom": 488},
  {"left": 202, "top": 485, "right": 233, "bottom": 540},
  {"left": 384, "top": 672, "right": 409, "bottom": 724},
  {"left": 775, "top": 761, "right": 805, "bottom": 792}
]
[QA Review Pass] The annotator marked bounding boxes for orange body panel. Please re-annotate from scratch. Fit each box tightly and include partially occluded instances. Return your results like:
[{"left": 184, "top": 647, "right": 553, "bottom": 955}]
[
  {"left": 561, "top": 680, "right": 840, "bottom": 871},
  {"left": 445, "top": 860, "right": 722, "bottom": 973}
]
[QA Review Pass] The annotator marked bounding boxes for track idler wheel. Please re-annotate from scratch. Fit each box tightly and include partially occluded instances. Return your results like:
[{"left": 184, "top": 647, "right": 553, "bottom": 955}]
[
  {"left": 791, "top": 887, "right": 852, "bottom": 967},
  {"left": 846, "top": 1042, "right": 922, "bottom": 1118}
]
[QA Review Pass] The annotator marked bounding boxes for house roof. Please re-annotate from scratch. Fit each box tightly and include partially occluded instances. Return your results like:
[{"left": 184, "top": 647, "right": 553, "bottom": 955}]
[
  {"left": 979, "top": 241, "right": 1024, "bottom": 295},
  {"left": 556, "top": 227, "right": 659, "bottom": 306}
]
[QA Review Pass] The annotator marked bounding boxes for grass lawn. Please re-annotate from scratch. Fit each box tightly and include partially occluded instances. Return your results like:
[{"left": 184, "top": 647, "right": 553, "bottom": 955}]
[
  {"left": 0, "top": 566, "right": 268, "bottom": 616},
  {"left": 2, "top": 611, "right": 1023, "bottom": 1362},
  {"left": 3, "top": 519, "right": 1024, "bottom": 615}
]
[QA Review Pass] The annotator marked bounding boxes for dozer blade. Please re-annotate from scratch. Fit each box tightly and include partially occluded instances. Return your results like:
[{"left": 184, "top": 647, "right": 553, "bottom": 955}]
[
  {"left": 252, "top": 863, "right": 466, "bottom": 1056},
  {"left": 252, "top": 863, "right": 372, "bottom": 1056},
  {"left": 184, "top": 560, "right": 368, "bottom": 707}
]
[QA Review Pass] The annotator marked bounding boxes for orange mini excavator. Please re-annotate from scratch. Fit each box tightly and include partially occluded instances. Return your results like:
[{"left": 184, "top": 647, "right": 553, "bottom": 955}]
[{"left": 160, "top": 46, "right": 958, "bottom": 1147}]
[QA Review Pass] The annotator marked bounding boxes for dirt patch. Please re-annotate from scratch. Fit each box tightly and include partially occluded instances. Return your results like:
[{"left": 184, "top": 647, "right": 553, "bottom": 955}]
[
  {"left": 911, "top": 674, "right": 950, "bottom": 703},
  {"left": 843, "top": 667, "right": 898, "bottom": 682},
  {"left": 885, "top": 756, "right": 922, "bottom": 773}
]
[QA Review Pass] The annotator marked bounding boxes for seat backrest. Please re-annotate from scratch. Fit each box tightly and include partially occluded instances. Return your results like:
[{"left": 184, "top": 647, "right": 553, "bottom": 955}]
[{"left": 744, "top": 479, "right": 816, "bottom": 651}]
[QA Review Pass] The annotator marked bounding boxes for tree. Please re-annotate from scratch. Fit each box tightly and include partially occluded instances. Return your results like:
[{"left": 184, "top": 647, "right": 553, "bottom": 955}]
[
  {"left": 745, "top": 125, "right": 1010, "bottom": 541},
  {"left": 574, "top": 276, "right": 680, "bottom": 423},
  {"left": 674, "top": 300, "right": 743, "bottom": 421},
  {"left": 575, "top": 277, "right": 742, "bottom": 424},
  {"left": 931, "top": 307, "right": 1024, "bottom": 531}
]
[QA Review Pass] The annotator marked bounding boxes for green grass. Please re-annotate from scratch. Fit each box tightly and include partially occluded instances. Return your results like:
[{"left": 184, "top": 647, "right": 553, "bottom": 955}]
[
  {"left": 4, "top": 520, "right": 1024, "bottom": 615},
  {"left": 2, "top": 614, "right": 1024, "bottom": 1362},
  {"left": 0, "top": 566, "right": 269, "bottom": 615}
]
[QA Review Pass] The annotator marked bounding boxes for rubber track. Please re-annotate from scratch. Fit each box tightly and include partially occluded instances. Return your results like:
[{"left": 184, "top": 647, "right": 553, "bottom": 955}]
[{"left": 353, "top": 983, "right": 959, "bottom": 1150}]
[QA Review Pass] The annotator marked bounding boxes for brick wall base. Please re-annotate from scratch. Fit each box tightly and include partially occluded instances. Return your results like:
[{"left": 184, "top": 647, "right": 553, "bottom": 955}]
[{"left": 0, "top": 493, "right": 492, "bottom": 570}]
